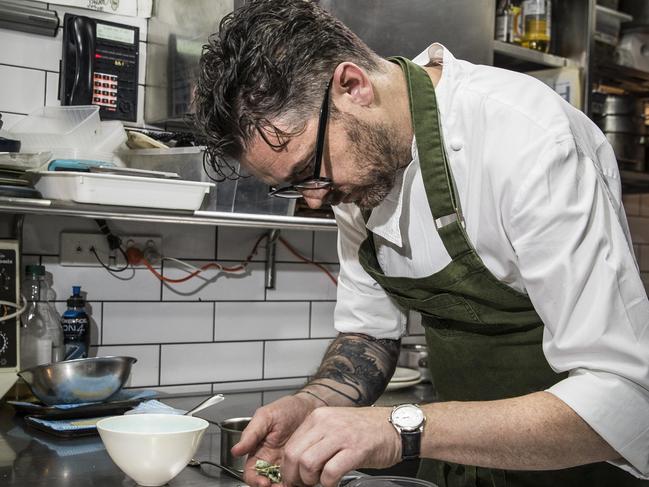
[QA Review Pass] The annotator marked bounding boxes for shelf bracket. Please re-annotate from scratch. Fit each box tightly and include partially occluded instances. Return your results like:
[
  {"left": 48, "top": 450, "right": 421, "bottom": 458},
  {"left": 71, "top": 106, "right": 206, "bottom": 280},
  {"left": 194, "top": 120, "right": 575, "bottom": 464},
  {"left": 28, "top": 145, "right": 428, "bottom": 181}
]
[{"left": 265, "top": 229, "right": 280, "bottom": 290}]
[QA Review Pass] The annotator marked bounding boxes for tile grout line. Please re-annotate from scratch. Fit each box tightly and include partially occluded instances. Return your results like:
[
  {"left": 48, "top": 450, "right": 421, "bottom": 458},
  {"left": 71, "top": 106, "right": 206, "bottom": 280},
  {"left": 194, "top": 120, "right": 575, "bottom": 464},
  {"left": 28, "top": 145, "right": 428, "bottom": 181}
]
[
  {"left": 308, "top": 302, "right": 312, "bottom": 339},
  {"left": 158, "top": 344, "right": 162, "bottom": 386},
  {"left": 212, "top": 302, "right": 216, "bottom": 342}
]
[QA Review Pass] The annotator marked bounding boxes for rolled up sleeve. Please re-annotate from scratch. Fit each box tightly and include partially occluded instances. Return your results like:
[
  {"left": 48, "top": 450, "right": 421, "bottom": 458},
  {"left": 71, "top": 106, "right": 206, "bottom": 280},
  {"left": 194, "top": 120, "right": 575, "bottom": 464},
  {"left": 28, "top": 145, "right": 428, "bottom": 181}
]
[
  {"left": 332, "top": 204, "right": 407, "bottom": 340},
  {"left": 509, "top": 137, "right": 649, "bottom": 478}
]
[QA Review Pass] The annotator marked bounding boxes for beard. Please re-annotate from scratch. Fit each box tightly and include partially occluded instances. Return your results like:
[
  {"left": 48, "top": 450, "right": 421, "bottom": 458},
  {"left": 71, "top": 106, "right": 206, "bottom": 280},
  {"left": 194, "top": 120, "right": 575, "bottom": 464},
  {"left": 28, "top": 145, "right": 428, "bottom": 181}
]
[{"left": 335, "top": 112, "right": 412, "bottom": 210}]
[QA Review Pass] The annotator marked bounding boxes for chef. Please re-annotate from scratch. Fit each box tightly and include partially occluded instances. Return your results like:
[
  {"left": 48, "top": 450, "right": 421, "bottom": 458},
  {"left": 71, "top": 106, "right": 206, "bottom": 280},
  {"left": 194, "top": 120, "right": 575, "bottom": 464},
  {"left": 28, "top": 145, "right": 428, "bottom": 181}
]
[{"left": 194, "top": 1, "right": 649, "bottom": 486}]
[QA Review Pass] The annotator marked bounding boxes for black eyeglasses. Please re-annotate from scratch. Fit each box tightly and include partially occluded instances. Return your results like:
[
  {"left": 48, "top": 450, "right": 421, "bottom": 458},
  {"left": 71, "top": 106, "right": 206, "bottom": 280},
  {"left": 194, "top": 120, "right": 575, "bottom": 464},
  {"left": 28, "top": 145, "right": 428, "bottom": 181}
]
[{"left": 268, "top": 78, "right": 334, "bottom": 199}]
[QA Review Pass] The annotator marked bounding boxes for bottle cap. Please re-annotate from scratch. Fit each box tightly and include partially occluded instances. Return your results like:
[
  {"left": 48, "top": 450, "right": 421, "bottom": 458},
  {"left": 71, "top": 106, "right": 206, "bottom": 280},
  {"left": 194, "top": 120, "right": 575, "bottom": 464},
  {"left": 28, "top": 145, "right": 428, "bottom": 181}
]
[
  {"left": 67, "top": 286, "right": 85, "bottom": 308},
  {"left": 25, "top": 264, "right": 45, "bottom": 276}
]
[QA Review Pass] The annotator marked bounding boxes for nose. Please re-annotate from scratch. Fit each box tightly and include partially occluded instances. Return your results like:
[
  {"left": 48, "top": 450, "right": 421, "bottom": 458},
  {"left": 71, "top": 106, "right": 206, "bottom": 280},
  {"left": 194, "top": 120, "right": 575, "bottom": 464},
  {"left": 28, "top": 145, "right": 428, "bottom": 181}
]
[{"left": 301, "top": 188, "right": 331, "bottom": 209}]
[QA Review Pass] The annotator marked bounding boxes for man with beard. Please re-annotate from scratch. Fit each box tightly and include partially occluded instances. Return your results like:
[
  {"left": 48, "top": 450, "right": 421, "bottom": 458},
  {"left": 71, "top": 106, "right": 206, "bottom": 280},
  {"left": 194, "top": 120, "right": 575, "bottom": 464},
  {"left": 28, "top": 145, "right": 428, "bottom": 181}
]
[{"left": 194, "top": 1, "right": 649, "bottom": 486}]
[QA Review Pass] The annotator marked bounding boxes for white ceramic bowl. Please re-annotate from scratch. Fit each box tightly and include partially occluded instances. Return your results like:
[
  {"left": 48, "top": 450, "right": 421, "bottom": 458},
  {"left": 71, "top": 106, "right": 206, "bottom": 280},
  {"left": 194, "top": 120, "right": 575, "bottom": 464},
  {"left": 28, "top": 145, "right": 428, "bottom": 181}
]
[{"left": 96, "top": 414, "right": 209, "bottom": 486}]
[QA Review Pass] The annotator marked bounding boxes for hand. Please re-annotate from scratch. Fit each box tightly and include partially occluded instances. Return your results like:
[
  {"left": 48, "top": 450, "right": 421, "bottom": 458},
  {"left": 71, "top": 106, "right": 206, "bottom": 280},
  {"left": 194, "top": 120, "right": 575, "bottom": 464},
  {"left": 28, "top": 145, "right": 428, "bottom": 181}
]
[
  {"left": 232, "top": 394, "right": 318, "bottom": 487},
  {"left": 280, "top": 406, "right": 401, "bottom": 487}
]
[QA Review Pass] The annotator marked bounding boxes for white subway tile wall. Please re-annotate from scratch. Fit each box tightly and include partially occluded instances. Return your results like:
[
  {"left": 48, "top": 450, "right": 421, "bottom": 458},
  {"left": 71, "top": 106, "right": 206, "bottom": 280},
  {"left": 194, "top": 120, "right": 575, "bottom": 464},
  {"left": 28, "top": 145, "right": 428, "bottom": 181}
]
[
  {"left": 103, "top": 302, "right": 214, "bottom": 344},
  {"left": 160, "top": 342, "right": 263, "bottom": 385},
  {"left": 13, "top": 211, "right": 356, "bottom": 390},
  {"left": 263, "top": 339, "right": 332, "bottom": 379},
  {"left": 213, "top": 302, "right": 310, "bottom": 341},
  {"left": 310, "top": 301, "right": 337, "bottom": 338}
]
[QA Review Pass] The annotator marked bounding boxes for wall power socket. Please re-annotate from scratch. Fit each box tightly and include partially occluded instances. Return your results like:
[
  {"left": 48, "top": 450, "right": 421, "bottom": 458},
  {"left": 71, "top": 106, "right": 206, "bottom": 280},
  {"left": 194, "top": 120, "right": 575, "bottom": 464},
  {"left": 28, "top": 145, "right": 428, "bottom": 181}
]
[{"left": 60, "top": 232, "right": 162, "bottom": 268}]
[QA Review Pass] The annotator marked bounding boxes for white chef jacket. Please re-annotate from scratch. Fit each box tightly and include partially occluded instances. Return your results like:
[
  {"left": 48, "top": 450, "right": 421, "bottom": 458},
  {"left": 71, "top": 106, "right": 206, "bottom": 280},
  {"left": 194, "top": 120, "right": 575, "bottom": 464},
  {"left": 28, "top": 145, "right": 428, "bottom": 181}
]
[{"left": 332, "top": 44, "right": 649, "bottom": 478}]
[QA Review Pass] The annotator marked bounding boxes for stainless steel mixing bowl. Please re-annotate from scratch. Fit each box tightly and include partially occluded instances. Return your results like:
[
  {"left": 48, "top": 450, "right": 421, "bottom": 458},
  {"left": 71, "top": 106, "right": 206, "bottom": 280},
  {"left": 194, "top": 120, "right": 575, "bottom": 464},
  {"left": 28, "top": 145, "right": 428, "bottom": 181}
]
[{"left": 18, "top": 356, "right": 137, "bottom": 405}]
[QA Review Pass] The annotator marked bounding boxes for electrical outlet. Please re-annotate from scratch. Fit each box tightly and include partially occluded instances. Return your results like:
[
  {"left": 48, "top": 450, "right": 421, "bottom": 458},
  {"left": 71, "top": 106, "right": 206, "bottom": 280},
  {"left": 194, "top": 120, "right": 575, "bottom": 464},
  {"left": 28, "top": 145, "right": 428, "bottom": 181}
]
[
  {"left": 60, "top": 233, "right": 162, "bottom": 268},
  {"left": 60, "top": 233, "right": 116, "bottom": 267},
  {"left": 121, "top": 235, "right": 163, "bottom": 267}
]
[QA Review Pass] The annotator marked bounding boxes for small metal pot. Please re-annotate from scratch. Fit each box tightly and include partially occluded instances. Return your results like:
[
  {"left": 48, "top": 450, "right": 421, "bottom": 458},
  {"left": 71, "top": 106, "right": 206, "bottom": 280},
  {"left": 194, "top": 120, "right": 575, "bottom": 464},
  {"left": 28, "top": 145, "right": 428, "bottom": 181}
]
[
  {"left": 591, "top": 93, "right": 645, "bottom": 117},
  {"left": 595, "top": 114, "right": 646, "bottom": 134},
  {"left": 398, "top": 344, "right": 431, "bottom": 383},
  {"left": 218, "top": 417, "right": 251, "bottom": 473}
]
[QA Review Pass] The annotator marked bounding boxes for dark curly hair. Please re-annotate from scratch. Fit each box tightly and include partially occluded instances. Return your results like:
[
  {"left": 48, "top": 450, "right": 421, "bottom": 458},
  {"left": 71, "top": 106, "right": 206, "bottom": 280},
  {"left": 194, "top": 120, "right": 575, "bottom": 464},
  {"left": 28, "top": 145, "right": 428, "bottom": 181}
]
[{"left": 194, "top": 0, "right": 381, "bottom": 180}]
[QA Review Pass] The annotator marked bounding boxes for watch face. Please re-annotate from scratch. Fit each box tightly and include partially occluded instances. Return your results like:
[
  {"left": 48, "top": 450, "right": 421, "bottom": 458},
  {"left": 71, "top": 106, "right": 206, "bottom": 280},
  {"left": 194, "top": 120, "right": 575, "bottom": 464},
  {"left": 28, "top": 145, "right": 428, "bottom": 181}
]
[{"left": 392, "top": 405, "right": 424, "bottom": 431}]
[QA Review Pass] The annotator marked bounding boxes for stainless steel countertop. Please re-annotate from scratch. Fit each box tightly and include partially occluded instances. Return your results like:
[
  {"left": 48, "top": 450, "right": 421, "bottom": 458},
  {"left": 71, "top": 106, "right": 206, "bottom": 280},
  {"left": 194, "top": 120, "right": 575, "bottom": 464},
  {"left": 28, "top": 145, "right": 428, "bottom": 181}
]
[{"left": 0, "top": 384, "right": 435, "bottom": 487}]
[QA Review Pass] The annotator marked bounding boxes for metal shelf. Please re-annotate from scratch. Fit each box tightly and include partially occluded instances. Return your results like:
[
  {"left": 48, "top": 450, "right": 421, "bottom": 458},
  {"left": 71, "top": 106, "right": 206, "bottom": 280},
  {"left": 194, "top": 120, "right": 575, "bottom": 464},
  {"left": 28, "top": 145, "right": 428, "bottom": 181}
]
[
  {"left": 493, "top": 40, "right": 579, "bottom": 71},
  {"left": 593, "top": 62, "right": 649, "bottom": 95},
  {"left": 0, "top": 197, "right": 338, "bottom": 231}
]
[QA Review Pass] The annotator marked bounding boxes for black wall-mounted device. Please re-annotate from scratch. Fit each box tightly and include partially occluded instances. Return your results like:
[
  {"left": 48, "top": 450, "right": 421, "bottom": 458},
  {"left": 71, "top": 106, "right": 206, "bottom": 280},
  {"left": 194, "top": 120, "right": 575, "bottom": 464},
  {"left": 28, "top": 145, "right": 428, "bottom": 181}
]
[
  {"left": 0, "top": 241, "right": 19, "bottom": 372},
  {"left": 60, "top": 13, "right": 139, "bottom": 122}
]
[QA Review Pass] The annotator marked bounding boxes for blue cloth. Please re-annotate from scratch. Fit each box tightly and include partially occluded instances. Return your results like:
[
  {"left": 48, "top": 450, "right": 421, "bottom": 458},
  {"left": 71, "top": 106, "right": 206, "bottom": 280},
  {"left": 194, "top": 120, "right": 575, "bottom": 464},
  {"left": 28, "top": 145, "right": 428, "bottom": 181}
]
[{"left": 10, "top": 388, "right": 157, "bottom": 410}]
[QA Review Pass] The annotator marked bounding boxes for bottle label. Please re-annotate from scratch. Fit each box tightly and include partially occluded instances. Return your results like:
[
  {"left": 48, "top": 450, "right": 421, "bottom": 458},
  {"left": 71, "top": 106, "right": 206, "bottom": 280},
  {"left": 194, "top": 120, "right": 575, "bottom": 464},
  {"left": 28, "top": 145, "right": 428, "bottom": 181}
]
[
  {"left": 496, "top": 15, "right": 509, "bottom": 41},
  {"left": 61, "top": 313, "right": 90, "bottom": 360},
  {"left": 523, "top": 0, "right": 546, "bottom": 16}
]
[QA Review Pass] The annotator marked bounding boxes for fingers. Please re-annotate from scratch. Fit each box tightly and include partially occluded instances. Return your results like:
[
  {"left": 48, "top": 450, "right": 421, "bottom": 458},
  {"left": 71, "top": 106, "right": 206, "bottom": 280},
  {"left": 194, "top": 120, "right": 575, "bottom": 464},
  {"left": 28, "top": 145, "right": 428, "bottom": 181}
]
[
  {"left": 242, "top": 454, "right": 273, "bottom": 487},
  {"left": 232, "top": 413, "right": 272, "bottom": 457},
  {"left": 283, "top": 438, "right": 359, "bottom": 487},
  {"left": 280, "top": 406, "right": 397, "bottom": 487},
  {"left": 320, "top": 451, "right": 359, "bottom": 487}
]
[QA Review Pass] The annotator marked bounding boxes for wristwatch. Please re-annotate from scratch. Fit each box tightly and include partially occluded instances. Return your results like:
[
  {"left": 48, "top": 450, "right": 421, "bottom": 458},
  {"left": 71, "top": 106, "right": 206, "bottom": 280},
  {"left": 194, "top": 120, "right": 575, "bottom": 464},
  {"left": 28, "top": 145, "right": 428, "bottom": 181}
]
[{"left": 389, "top": 404, "right": 426, "bottom": 460}]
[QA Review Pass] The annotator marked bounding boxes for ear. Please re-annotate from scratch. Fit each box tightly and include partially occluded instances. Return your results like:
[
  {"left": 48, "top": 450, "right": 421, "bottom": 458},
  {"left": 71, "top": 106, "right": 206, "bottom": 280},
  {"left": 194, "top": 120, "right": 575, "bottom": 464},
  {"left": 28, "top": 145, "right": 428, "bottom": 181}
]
[{"left": 331, "top": 62, "right": 375, "bottom": 110}]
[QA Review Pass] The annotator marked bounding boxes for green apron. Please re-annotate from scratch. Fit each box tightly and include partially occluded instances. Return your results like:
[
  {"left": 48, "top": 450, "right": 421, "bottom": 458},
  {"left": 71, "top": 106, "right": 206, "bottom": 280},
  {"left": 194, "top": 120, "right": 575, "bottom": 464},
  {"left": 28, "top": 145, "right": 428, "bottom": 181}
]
[{"left": 357, "top": 57, "right": 646, "bottom": 487}]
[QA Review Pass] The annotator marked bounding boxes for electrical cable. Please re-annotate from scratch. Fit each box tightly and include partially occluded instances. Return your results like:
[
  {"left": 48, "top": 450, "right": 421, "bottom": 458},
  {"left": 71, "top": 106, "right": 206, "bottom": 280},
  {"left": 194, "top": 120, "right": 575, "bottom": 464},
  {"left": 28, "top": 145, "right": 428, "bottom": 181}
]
[
  {"left": 162, "top": 257, "right": 202, "bottom": 272},
  {"left": 277, "top": 236, "right": 338, "bottom": 286},
  {"left": 0, "top": 296, "right": 27, "bottom": 323},
  {"left": 136, "top": 233, "right": 268, "bottom": 284},
  {"left": 91, "top": 246, "right": 130, "bottom": 272},
  {"left": 132, "top": 232, "right": 338, "bottom": 287}
]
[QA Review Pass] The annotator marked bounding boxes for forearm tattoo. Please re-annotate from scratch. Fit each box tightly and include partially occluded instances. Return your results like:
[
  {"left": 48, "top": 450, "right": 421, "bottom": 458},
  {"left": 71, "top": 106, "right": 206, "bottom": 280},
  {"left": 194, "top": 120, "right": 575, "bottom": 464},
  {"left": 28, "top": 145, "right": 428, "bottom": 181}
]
[{"left": 306, "top": 333, "right": 401, "bottom": 406}]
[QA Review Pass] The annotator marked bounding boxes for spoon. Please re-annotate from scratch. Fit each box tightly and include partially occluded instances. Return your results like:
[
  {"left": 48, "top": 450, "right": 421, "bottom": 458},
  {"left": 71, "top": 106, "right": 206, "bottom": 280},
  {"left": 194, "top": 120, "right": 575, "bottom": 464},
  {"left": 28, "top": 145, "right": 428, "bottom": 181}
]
[
  {"left": 188, "top": 459, "right": 245, "bottom": 482},
  {"left": 185, "top": 393, "right": 225, "bottom": 417}
]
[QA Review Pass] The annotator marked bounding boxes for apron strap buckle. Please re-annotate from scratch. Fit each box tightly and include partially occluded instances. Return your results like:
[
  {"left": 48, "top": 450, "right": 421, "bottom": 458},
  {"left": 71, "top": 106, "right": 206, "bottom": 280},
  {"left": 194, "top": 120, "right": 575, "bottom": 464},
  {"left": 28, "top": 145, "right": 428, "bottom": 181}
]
[{"left": 435, "top": 213, "right": 464, "bottom": 229}]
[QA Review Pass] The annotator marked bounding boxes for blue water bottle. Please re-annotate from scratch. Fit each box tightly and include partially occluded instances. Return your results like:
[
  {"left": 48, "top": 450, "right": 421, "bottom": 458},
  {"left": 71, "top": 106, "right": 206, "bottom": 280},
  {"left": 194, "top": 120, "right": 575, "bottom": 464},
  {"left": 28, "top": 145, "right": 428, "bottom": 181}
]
[{"left": 61, "top": 286, "right": 90, "bottom": 360}]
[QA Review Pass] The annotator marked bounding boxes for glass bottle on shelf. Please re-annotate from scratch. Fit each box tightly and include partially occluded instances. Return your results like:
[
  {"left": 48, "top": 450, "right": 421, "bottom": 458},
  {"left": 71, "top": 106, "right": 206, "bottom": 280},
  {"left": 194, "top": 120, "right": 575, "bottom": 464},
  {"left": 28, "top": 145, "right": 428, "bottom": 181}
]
[
  {"left": 20, "top": 265, "right": 64, "bottom": 369},
  {"left": 510, "top": 0, "right": 523, "bottom": 45},
  {"left": 521, "top": 0, "right": 552, "bottom": 53},
  {"left": 496, "top": 0, "right": 524, "bottom": 45},
  {"left": 495, "top": 0, "right": 513, "bottom": 42}
]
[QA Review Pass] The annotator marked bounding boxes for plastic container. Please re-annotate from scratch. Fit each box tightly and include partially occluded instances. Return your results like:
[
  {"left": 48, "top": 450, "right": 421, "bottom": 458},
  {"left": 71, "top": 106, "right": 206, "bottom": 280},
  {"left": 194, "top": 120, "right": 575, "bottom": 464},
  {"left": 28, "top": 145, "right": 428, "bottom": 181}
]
[
  {"left": 32, "top": 170, "right": 213, "bottom": 210},
  {"left": 95, "top": 121, "right": 128, "bottom": 156},
  {"left": 120, "top": 146, "right": 294, "bottom": 215},
  {"left": 8, "top": 105, "right": 100, "bottom": 152},
  {"left": 61, "top": 286, "right": 90, "bottom": 360}
]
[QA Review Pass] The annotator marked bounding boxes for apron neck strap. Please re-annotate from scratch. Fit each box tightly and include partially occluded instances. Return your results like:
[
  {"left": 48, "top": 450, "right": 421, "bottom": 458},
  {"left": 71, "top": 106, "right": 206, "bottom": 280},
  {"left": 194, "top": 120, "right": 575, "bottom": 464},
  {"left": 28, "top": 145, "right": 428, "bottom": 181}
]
[{"left": 388, "top": 56, "right": 470, "bottom": 258}]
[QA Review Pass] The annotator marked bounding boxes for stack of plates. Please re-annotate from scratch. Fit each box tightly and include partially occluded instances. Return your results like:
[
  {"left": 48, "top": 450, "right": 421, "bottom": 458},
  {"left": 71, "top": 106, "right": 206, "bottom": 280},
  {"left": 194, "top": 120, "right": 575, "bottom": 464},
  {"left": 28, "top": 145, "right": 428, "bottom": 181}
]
[
  {"left": 0, "top": 152, "right": 49, "bottom": 199},
  {"left": 385, "top": 366, "right": 422, "bottom": 391}
]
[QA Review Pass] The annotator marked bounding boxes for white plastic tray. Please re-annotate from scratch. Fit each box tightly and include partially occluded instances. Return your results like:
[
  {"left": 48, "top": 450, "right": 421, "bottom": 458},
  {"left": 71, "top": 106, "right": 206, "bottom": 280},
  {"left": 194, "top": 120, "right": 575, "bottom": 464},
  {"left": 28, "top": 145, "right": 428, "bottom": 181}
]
[{"left": 33, "top": 171, "right": 214, "bottom": 211}]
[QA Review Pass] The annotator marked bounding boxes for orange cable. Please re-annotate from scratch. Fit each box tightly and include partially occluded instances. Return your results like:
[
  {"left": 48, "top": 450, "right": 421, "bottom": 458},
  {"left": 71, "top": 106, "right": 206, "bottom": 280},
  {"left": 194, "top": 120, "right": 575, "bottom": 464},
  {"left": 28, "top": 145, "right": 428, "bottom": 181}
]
[
  {"left": 278, "top": 236, "right": 338, "bottom": 286},
  {"left": 138, "top": 233, "right": 267, "bottom": 284},
  {"left": 138, "top": 232, "right": 338, "bottom": 286}
]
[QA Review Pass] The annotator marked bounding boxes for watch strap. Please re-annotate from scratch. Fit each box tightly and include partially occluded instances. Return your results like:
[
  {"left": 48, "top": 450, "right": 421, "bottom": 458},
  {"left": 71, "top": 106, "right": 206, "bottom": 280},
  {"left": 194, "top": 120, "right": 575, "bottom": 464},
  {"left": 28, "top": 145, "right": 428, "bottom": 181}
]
[{"left": 401, "top": 429, "right": 421, "bottom": 460}]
